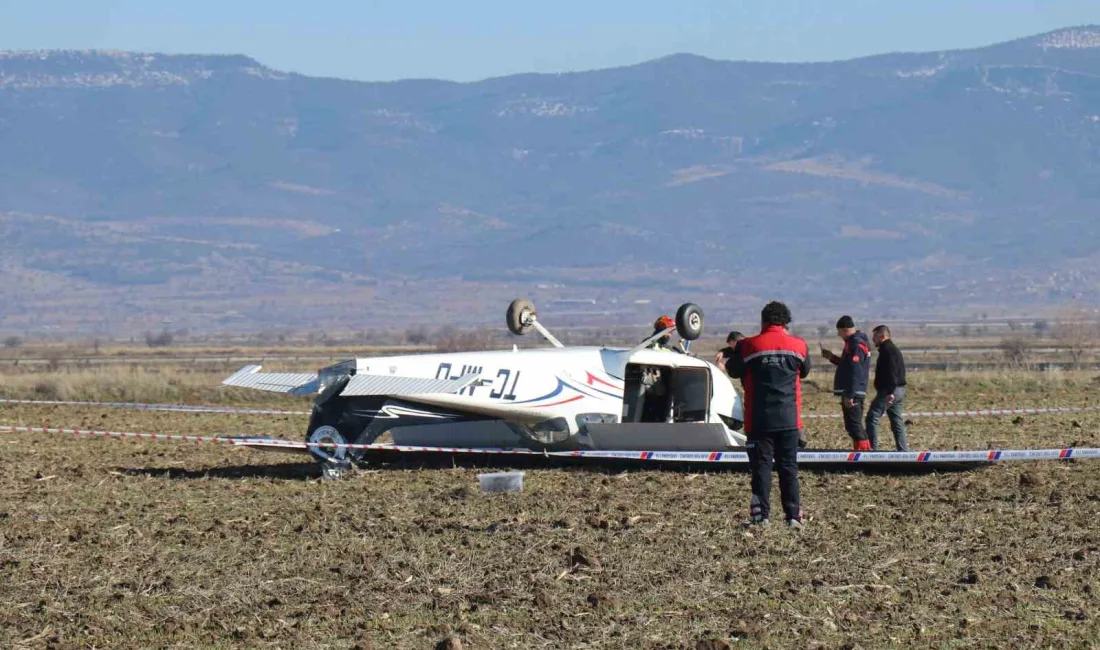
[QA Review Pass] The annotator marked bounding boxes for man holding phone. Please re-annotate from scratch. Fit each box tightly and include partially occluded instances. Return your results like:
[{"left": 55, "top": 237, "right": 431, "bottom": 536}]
[{"left": 820, "top": 315, "right": 872, "bottom": 451}]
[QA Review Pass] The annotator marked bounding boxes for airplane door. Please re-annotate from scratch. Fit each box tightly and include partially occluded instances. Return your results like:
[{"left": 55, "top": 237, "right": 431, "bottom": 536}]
[
  {"left": 671, "top": 367, "right": 710, "bottom": 422},
  {"left": 622, "top": 363, "right": 673, "bottom": 423}
]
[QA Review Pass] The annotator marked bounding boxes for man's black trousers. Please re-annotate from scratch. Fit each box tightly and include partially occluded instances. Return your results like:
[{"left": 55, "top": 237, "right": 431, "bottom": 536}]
[
  {"left": 842, "top": 396, "right": 868, "bottom": 442},
  {"left": 747, "top": 428, "right": 801, "bottom": 522}
]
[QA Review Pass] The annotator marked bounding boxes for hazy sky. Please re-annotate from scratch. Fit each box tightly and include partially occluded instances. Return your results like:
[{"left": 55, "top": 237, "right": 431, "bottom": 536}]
[{"left": 2, "top": 0, "right": 1098, "bottom": 81}]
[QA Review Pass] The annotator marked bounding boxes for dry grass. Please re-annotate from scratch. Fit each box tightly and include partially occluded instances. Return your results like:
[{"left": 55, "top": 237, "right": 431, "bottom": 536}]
[
  {"left": 3, "top": 330, "right": 1093, "bottom": 363},
  {"left": 2, "top": 351, "right": 1098, "bottom": 406},
  {"left": 0, "top": 366, "right": 301, "bottom": 407},
  {"left": 1, "top": 369, "right": 1099, "bottom": 648}
]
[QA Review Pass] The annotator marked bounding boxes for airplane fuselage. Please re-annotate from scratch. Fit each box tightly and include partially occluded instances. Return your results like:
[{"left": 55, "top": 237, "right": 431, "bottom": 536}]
[{"left": 304, "top": 345, "right": 744, "bottom": 459}]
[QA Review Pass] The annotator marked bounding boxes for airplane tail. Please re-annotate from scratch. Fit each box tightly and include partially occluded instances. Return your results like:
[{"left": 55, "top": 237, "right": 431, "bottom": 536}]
[{"left": 221, "top": 365, "right": 319, "bottom": 395}]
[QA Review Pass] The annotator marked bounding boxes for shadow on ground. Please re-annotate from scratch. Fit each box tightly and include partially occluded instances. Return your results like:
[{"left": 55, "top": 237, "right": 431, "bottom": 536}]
[{"left": 118, "top": 461, "right": 322, "bottom": 481}]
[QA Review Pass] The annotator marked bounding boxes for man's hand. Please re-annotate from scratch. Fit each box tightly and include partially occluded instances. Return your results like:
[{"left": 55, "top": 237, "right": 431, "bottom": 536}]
[
  {"left": 886, "top": 394, "right": 896, "bottom": 406},
  {"left": 842, "top": 397, "right": 855, "bottom": 409},
  {"left": 714, "top": 351, "right": 727, "bottom": 366}
]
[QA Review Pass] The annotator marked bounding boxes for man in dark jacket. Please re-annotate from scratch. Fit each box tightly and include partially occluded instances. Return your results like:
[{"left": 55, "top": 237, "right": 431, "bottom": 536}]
[
  {"left": 726, "top": 301, "right": 810, "bottom": 529},
  {"left": 713, "top": 330, "right": 744, "bottom": 365},
  {"left": 820, "top": 315, "right": 872, "bottom": 450},
  {"left": 866, "top": 325, "right": 909, "bottom": 451}
]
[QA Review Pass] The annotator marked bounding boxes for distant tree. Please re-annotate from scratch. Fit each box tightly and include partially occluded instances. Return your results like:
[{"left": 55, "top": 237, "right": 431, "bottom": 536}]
[
  {"left": 144, "top": 330, "right": 174, "bottom": 347},
  {"left": 433, "top": 326, "right": 493, "bottom": 352},
  {"left": 405, "top": 326, "right": 430, "bottom": 346},
  {"left": 3, "top": 335, "right": 22, "bottom": 349},
  {"left": 44, "top": 349, "right": 63, "bottom": 372},
  {"left": 1007, "top": 321, "right": 1020, "bottom": 332},
  {"left": 959, "top": 324, "right": 972, "bottom": 338},
  {"left": 999, "top": 336, "right": 1032, "bottom": 368},
  {"left": 816, "top": 325, "right": 829, "bottom": 338},
  {"left": 1052, "top": 310, "right": 1098, "bottom": 366},
  {"left": 1033, "top": 320, "right": 1050, "bottom": 337}
]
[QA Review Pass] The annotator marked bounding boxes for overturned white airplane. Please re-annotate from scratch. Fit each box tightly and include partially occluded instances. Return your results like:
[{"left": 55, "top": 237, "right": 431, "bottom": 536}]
[{"left": 223, "top": 300, "right": 745, "bottom": 466}]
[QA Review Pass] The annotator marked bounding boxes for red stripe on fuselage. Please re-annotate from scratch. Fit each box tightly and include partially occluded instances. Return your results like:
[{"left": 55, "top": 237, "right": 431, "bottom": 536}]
[
  {"left": 586, "top": 372, "right": 621, "bottom": 390},
  {"left": 534, "top": 395, "right": 585, "bottom": 408}
]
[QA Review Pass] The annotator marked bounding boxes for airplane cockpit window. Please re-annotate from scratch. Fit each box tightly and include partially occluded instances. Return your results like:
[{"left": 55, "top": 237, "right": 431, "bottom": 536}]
[
  {"left": 640, "top": 367, "right": 671, "bottom": 422},
  {"left": 671, "top": 368, "right": 710, "bottom": 422},
  {"left": 623, "top": 364, "right": 668, "bottom": 422},
  {"left": 622, "top": 364, "right": 709, "bottom": 424}
]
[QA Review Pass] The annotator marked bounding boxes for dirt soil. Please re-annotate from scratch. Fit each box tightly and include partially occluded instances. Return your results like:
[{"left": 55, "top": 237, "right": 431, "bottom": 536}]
[{"left": 1, "top": 371, "right": 1099, "bottom": 649}]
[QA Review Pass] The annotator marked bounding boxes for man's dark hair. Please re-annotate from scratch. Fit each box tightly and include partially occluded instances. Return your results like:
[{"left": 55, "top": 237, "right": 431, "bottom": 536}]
[
  {"left": 761, "top": 301, "right": 792, "bottom": 327},
  {"left": 836, "top": 315, "right": 855, "bottom": 329},
  {"left": 726, "top": 330, "right": 744, "bottom": 343},
  {"left": 873, "top": 324, "right": 891, "bottom": 336}
]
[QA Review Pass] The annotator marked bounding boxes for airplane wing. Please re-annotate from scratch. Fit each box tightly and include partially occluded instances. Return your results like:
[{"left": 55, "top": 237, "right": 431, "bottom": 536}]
[
  {"left": 222, "top": 365, "right": 319, "bottom": 395},
  {"left": 222, "top": 365, "right": 480, "bottom": 397},
  {"left": 339, "top": 373, "right": 480, "bottom": 397}
]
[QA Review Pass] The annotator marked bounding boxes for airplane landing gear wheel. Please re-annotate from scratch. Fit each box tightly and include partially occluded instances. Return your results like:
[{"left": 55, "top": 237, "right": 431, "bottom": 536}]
[
  {"left": 307, "top": 425, "right": 350, "bottom": 466},
  {"left": 675, "top": 303, "right": 704, "bottom": 341},
  {"left": 507, "top": 299, "right": 537, "bottom": 336}
]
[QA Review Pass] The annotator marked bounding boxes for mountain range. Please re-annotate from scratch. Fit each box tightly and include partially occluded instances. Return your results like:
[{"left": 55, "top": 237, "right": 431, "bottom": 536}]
[{"left": 2, "top": 27, "right": 1100, "bottom": 335}]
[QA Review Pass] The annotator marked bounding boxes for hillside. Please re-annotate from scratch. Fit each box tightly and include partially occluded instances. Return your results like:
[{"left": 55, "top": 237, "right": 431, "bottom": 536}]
[{"left": 2, "top": 27, "right": 1100, "bottom": 334}]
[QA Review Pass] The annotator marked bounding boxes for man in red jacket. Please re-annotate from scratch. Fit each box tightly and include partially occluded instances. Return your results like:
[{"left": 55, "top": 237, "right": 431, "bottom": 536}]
[{"left": 726, "top": 301, "right": 810, "bottom": 529}]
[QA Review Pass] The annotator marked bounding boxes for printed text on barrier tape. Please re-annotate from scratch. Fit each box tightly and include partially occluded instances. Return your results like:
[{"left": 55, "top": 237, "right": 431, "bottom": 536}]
[{"left": 2, "top": 425, "right": 1098, "bottom": 464}]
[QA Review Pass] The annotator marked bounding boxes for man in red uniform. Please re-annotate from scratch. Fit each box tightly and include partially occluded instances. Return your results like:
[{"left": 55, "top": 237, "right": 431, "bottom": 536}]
[{"left": 725, "top": 301, "right": 810, "bottom": 528}]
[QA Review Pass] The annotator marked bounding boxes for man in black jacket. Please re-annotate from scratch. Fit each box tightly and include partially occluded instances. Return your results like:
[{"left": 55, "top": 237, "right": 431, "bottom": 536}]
[
  {"left": 866, "top": 325, "right": 909, "bottom": 451},
  {"left": 713, "top": 330, "right": 744, "bottom": 365},
  {"left": 821, "top": 315, "right": 872, "bottom": 450}
]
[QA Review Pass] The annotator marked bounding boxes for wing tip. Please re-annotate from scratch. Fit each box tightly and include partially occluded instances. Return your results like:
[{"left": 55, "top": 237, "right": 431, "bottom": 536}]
[{"left": 222, "top": 364, "right": 263, "bottom": 387}]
